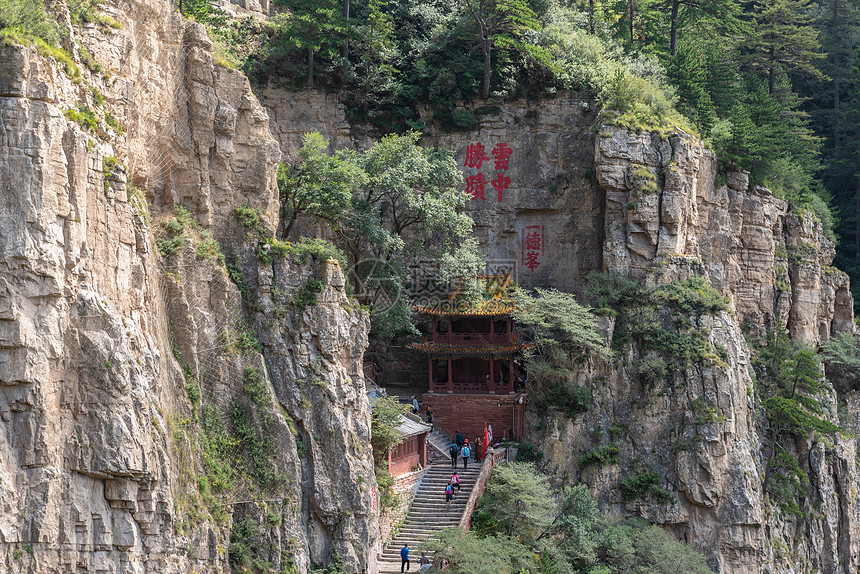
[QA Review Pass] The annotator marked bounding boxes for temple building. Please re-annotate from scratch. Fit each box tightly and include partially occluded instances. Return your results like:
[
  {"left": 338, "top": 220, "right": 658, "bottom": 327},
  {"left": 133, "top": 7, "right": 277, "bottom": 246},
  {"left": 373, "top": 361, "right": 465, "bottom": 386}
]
[
  {"left": 408, "top": 276, "right": 529, "bottom": 443},
  {"left": 386, "top": 414, "right": 431, "bottom": 477}
]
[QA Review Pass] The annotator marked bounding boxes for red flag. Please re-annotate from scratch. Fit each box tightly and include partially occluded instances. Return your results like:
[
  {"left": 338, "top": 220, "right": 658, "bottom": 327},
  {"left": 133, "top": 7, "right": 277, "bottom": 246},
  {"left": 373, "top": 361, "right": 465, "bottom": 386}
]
[{"left": 483, "top": 424, "right": 490, "bottom": 459}]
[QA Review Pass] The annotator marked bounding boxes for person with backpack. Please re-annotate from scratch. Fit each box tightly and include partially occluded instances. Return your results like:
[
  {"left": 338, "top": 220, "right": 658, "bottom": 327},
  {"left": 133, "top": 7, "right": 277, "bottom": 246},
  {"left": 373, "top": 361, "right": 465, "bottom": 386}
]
[
  {"left": 445, "top": 481, "right": 454, "bottom": 509},
  {"left": 449, "top": 442, "right": 459, "bottom": 467},
  {"left": 400, "top": 544, "right": 410, "bottom": 572},
  {"left": 461, "top": 442, "right": 471, "bottom": 469},
  {"left": 450, "top": 471, "right": 460, "bottom": 494}
]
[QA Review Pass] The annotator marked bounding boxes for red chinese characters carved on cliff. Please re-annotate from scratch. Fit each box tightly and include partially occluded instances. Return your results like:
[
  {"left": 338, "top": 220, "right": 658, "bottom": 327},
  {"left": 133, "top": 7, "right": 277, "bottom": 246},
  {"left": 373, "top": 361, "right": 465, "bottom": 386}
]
[
  {"left": 491, "top": 173, "right": 511, "bottom": 202},
  {"left": 491, "top": 143, "right": 512, "bottom": 171},
  {"left": 464, "top": 142, "right": 513, "bottom": 201},
  {"left": 464, "top": 143, "right": 489, "bottom": 170},
  {"left": 465, "top": 173, "right": 487, "bottom": 201},
  {"left": 521, "top": 225, "right": 545, "bottom": 271}
]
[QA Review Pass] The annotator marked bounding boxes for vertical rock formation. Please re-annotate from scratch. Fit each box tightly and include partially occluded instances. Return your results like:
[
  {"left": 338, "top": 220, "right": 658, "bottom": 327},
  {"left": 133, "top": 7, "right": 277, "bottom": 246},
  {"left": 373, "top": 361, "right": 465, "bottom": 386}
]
[
  {"left": 594, "top": 126, "right": 853, "bottom": 345},
  {"left": 0, "top": 1, "right": 378, "bottom": 572}
]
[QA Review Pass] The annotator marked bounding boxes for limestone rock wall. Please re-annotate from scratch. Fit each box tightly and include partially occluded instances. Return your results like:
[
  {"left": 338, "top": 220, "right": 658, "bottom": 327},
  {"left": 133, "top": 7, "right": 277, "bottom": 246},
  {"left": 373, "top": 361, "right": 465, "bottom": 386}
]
[
  {"left": 0, "top": 37, "right": 205, "bottom": 572},
  {"left": 526, "top": 313, "right": 860, "bottom": 574},
  {"left": 258, "top": 88, "right": 354, "bottom": 164},
  {"left": 525, "top": 125, "right": 860, "bottom": 573},
  {"left": 595, "top": 126, "right": 853, "bottom": 345},
  {"left": 253, "top": 256, "right": 378, "bottom": 572},
  {"left": 0, "top": 1, "right": 377, "bottom": 572},
  {"left": 421, "top": 96, "right": 603, "bottom": 294}
]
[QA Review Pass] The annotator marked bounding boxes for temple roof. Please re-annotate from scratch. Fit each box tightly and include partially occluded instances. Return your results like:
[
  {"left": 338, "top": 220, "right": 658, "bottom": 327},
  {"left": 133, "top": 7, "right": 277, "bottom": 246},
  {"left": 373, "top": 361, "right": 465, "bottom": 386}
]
[
  {"left": 414, "top": 273, "right": 515, "bottom": 317},
  {"left": 413, "top": 300, "right": 515, "bottom": 317},
  {"left": 395, "top": 414, "right": 432, "bottom": 439},
  {"left": 406, "top": 341, "right": 531, "bottom": 357}
]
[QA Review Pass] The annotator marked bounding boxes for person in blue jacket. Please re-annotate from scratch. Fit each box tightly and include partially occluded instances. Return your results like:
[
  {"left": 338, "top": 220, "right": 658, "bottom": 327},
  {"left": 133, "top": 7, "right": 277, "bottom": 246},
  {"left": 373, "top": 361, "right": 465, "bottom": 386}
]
[{"left": 401, "top": 543, "right": 410, "bottom": 572}]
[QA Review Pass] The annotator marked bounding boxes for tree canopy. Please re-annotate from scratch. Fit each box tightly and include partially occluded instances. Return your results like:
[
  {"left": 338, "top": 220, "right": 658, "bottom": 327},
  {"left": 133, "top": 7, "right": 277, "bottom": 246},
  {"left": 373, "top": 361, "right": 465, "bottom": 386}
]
[
  {"left": 426, "top": 462, "right": 714, "bottom": 574},
  {"left": 276, "top": 131, "right": 481, "bottom": 339},
  {"left": 512, "top": 287, "right": 611, "bottom": 385}
]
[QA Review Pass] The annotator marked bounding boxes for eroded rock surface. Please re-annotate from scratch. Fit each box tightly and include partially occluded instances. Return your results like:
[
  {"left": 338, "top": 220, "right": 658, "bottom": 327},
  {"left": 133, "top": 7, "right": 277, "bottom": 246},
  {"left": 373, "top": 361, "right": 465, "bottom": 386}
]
[
  {"left": 0, "top": 1, "right": 377, "bottom": 572},
  {"left": 595, "top": 126, "right": 853, "bottom": 344}
]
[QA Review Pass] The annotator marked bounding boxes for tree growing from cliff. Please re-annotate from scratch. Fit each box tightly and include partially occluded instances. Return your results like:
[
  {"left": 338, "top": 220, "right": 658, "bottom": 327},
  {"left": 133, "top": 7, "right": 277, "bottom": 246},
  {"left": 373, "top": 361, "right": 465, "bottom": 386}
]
[
  {"left": 277, "top": 132, "right": 364, "bottom": 237},
  {"left": 753, "top": 327, "right": 841, "bottom": 515},
  {"left": 278, "top": 131, "right": 480, "bottom": 339},
  {"left": 511, "top": 287, "right": 611, "bottom": 385}
]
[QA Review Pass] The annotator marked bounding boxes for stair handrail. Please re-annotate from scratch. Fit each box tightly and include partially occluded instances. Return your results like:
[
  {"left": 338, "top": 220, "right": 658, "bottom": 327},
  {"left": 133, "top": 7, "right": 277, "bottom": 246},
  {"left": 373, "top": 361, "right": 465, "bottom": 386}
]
[{"left": 458, "top": 447, "right": 507, "bottom": 530}]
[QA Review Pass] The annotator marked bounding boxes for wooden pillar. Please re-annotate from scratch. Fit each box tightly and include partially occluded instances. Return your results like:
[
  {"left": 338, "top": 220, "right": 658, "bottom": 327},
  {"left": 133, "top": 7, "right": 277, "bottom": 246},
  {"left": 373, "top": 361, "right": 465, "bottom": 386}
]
[
  {"left": 433, "top": 318, "right": 437, "bottom": 342},
  {"left": 509, "top": 358, "right": 515, "bottom": 393},
  {"left": 447, "top": 358, "right": 453, "bottom": 393},
  {"left": 489, "top": 316, "right": 495, "bottom": 344},
  {"left": 448, "top": 317, "right": 453, "bottom": 344},
  {"left": 488, "top": 358, "right": 496, "bottom": 394},
  {"left": 428, "top": 356, "right": 434, "bottom": 392}
]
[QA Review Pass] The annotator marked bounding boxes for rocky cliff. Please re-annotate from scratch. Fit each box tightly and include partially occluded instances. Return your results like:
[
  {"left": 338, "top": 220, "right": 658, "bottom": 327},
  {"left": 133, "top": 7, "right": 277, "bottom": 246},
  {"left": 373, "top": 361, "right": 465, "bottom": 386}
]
[
  {"left": 3, "top": 1, "right": 860, "bottom": 571},
  {"left": 0, "top": 1, "right": 377, "bottom": 572},
  {"left": 254, "top": 89, "right": 860, "bottom": 572}
]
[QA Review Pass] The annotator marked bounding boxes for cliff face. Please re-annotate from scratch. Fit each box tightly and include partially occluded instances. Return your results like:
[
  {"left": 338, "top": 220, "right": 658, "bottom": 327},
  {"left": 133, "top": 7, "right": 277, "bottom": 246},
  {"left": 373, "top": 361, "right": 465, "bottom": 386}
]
[
  {"left": 524, "top": 125, "right": 859, "bottom": 573},
  {"left": 3, "top": 4, "right": 860, "bottom": 571},
  {"left": 251, "top": 87, "right": 860, "bottom": 573},
  {"left": 595, "top": 127, "right": 853, "bottom": 345},
  {"left": 0, "top": 2, "right": 377, "bottom": 572}
]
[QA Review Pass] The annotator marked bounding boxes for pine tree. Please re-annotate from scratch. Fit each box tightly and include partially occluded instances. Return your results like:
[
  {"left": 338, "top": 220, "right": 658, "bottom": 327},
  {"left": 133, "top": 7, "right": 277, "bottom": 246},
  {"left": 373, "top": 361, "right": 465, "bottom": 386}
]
[
  {"left": 748, "top": 0, "right": 827, "bottom": 93},
  {"left": 754, "top": 328, "right": 841, "bottom": 515}
]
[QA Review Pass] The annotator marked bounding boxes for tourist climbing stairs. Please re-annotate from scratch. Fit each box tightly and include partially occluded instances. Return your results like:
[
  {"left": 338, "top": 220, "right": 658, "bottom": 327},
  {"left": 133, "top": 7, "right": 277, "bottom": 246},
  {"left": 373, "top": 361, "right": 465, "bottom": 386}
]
[{"left": 376, "top": 462, "right": 482, "bottom": 573}]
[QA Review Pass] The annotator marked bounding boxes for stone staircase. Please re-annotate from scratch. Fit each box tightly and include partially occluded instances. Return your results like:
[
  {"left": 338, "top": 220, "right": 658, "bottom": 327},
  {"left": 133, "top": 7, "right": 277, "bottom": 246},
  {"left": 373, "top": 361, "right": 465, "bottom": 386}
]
[
  {"left": 426, "top": 430, "right": 454, "bottom": 464},
  {"left": 376, "top": 463, "right": 482, "bottom": 573}
]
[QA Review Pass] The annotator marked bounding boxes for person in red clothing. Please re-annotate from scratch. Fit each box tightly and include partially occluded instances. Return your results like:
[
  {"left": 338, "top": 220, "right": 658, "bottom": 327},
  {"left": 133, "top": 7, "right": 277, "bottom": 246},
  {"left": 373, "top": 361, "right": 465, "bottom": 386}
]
[{"left": 450, "top": 471, "right": 460, "bottom": 494}]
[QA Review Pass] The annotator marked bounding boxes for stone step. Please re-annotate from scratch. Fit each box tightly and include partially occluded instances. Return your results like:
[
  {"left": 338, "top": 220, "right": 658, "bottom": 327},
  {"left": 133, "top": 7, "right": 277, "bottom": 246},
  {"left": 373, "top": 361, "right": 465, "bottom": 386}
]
[{"left": 377, "top": 458, "right": 488, "bottom": 568}]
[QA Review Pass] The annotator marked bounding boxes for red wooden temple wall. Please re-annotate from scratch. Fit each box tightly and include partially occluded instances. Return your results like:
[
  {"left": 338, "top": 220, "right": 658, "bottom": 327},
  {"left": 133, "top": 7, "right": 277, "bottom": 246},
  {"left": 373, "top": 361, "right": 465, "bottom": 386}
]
[{"left": 422, "top": 393, "right": 526, "bottom": 445}]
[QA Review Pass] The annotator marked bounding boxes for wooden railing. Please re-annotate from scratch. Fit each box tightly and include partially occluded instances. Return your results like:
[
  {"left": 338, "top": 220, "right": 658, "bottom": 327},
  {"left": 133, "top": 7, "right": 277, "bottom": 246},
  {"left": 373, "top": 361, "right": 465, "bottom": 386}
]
[
  {"left": 432, "top": 332, "right": 515, "bottom": 345},
  {"left": 459, "top": 448, "right": 507, "bottom": 530}
]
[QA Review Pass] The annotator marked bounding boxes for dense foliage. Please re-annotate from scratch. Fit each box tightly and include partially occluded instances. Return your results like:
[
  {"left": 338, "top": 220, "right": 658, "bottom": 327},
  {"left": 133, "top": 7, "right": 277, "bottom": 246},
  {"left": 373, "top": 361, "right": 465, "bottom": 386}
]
[
  {"left": 751, "top": 327, "right": 841, "bottom": 516},
  {"left": 512, "top": 287, "right": 611, "bottom": 376},
  {"left": 278, "top": 131, "right": 481, "bottom": 338},
  {"left": 426, "top": 462, "right": 714, "bottom": 574}
]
